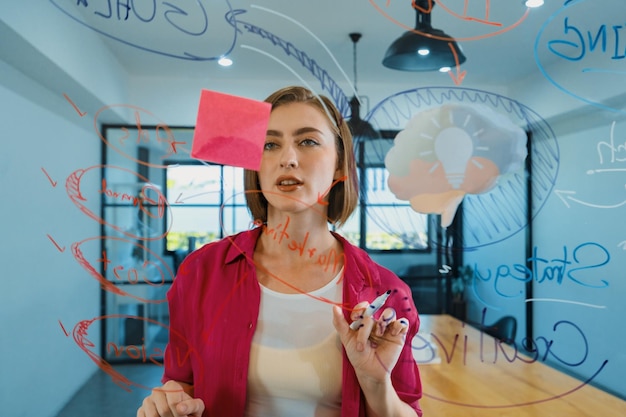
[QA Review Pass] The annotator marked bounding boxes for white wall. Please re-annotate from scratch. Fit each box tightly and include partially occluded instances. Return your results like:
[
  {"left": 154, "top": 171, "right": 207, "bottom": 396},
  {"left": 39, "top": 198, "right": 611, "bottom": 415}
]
[
  {"left": 0, "top": 64, "right": 101, "bottom": 417},
  {"left": 0, "top": 3, "right": 133, "bottom": 415}
]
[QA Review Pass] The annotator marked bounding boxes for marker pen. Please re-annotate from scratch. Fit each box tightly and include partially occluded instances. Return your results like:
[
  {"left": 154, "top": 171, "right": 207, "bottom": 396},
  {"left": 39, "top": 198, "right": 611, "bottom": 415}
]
[{"left": 349, "top": 290, "right": 392, "bottom": 330}]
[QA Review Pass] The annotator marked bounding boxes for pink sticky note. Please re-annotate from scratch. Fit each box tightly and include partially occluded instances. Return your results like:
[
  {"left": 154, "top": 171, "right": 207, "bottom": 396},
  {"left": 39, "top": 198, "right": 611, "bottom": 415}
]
[{"left": 191, "top": 89, "right": 271, "bottom": 170}]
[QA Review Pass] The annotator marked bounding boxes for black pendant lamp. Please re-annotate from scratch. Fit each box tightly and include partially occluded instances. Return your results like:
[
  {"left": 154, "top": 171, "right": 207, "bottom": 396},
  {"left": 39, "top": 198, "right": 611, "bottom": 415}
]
[
  {"left": 347, "top": 32, "right": 380, "bottom": 141},
  {"left": 382, "top": 0, "right": 466, "bottom": 72}
]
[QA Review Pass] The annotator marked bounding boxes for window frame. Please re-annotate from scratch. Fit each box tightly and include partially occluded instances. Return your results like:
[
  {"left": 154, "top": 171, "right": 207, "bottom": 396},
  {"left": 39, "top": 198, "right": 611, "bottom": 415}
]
[
  {"left": 354, "top": 130, "right": 432, "bottom": 254},
  {"left": 161, "top": 160, "right": 250, "bottom": 256}
]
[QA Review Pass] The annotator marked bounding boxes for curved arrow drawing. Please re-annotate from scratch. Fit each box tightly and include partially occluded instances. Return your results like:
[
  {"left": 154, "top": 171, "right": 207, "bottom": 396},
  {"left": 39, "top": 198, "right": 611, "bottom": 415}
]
[{"left": 555, "top": 190, "right": 626, "bottom": 209}]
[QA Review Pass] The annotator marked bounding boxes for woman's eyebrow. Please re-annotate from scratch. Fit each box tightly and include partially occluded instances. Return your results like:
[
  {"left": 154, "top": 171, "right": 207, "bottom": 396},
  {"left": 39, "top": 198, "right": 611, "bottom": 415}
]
[
  {"left": 293, "top": 127, "right": 323, "bottom": 136},
  {"left": 266, "top": 129, "right": 282, "bottom": 137},
  {"left": 266, "top": 127, "right": 324, "bottom": 137}
]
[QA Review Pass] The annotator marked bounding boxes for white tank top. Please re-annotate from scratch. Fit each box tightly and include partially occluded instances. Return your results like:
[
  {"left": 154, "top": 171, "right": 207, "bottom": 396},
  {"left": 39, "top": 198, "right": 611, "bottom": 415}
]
[{"left": 245, "top": 269, "right": 344, "bottom": 417}]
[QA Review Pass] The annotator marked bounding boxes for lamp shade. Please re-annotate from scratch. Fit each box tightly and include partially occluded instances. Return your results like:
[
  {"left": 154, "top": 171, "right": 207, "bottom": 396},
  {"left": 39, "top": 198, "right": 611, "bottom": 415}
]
[
  {"left": 382, "top": 2, "right": 466, "bottom": 72},
  {"left": 383, "top": 28, "right": 466, "bottom": 71}
]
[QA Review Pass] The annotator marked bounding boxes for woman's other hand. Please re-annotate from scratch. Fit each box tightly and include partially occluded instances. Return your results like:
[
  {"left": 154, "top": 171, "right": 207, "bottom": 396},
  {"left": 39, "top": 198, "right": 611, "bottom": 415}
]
[{"left": 137, "top": 380, "right": 205, "bottom": 417}]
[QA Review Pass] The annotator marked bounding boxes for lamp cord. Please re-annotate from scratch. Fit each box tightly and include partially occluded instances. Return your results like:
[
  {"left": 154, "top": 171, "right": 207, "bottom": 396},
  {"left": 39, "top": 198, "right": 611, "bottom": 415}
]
[
  {"left": 353, "top": 40, "right": 358, "bottom": 94},
  {"left": 349, "top": 32, "right": 362, "bottom": 95}
]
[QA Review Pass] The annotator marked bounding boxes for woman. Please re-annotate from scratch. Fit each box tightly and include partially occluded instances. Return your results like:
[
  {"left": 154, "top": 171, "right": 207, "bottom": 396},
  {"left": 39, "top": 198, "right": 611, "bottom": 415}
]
[{"left": 137, "top": 86, "right": 423, "bottom": 417}]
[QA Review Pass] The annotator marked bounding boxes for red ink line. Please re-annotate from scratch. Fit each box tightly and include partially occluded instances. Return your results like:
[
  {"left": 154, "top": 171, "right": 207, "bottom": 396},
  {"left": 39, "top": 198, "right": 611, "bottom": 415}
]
[
  {"left": 447, "top": 42, "right": 467, "bottom": 85},
  {"left": 59, "top": 320, "right": 69, "bottom": 337},
  {"left": 41, "top": 167, "right": 58, "bottom": 187},
  {"left": 411, "top": 0, "right": 433, "bottom": 14},
  {"left": 370, "top": 0, "right": 528, "bottom": 42},
  {"left": 317, "top": 175, "right": 348, "bottom": 206},
  {"left": 437, "top": 0, "right": 502, "bottom": 27},
  {"left": 47, "top": 234, "right": 66, "bottom": 252},
  {"left": 63, "top": 93, "right": 87, "bottom": 117}
]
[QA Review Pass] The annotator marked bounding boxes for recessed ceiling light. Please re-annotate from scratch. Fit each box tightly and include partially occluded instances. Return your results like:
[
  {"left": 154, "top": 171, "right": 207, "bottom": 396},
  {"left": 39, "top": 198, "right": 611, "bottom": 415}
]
[
  {"left": 525, "top": 0, "right": 544, "bottom": 7},
  {"left": 218, "top": 57, "right": 233, "bottom": 67}
]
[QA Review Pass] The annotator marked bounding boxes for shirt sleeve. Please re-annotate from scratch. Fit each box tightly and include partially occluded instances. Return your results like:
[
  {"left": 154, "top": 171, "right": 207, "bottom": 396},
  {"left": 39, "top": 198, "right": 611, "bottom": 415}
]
[
  {"left": 390, "top": 278, "right": 424, "bottom": 416},
  {"left": 161, "top": 263, "right": 195, "bottom": 386}
]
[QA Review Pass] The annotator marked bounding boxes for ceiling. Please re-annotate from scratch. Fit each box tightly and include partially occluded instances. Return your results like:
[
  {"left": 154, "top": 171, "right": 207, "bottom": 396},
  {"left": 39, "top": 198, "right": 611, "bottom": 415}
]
[{"left": 63, "top": 0, "right": 572, "bottom": 90}]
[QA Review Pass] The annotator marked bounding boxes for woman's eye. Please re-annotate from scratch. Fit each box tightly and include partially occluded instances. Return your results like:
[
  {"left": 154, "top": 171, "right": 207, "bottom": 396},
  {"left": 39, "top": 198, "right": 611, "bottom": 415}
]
[
  {"left": 300, "top": 138, "right": 319, "bottom": 146},
  {"left": 263, "top": 142, "right": 278, "bottom": 151}
]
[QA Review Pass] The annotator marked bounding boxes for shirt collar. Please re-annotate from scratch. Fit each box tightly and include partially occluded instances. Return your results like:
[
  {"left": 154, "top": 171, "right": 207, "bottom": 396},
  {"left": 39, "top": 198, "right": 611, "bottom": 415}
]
[
  {"left": 223, "top": 227, "right": 380, "bottom": 291},
  {"left": 224, "top": 227, "right": 262, "bottom": 264}
]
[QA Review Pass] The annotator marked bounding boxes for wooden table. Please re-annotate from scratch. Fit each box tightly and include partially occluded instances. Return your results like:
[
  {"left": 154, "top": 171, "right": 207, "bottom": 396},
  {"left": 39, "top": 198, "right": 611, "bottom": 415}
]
[{"left": 413, "top": 315, "right": 626, "bottom": 416}]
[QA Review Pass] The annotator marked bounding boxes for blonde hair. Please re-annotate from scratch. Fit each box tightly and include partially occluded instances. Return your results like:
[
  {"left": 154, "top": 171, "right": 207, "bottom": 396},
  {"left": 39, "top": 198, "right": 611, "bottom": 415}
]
[{"left": 244, "top": 86, "right": 358, "bottom": 227}]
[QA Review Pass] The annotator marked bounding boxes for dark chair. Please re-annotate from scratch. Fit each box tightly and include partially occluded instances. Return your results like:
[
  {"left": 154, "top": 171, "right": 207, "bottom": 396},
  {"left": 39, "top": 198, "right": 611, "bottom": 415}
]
[{"left": 481, "top": 316, "right": 517, "bottom": 345}]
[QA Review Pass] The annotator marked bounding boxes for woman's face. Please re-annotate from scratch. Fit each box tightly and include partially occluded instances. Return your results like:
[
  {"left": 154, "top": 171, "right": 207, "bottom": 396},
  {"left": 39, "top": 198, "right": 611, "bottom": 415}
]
[{"left": 258, "top": 102, "right": 342, "bottom": 220}]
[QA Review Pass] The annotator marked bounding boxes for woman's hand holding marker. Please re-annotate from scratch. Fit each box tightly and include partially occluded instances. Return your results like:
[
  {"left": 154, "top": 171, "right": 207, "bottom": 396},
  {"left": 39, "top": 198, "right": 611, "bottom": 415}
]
[
  {"left": 349, "top": 290, "right": 391, "bottom": 330},
  {"left": 332, "top": 291, "right": 410, "bottom": 383}
]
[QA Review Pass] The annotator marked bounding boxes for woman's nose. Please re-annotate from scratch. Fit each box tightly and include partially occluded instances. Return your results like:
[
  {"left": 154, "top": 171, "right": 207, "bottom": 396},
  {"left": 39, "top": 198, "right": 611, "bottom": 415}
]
[{"left": 280, "top": 145, "right": 298, "bottom": 168}]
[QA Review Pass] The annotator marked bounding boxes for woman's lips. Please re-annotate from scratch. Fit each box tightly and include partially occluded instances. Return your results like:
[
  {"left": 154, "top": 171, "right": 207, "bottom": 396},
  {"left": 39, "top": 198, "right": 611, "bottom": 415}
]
[{"left": 276, "top": 177, "right": 303, "bottom": 192}]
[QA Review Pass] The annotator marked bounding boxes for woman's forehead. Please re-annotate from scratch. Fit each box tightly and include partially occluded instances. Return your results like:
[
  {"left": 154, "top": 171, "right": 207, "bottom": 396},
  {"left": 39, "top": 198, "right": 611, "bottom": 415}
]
[{"left": 268, "top": 102, "right": 334, "bottom": 133}]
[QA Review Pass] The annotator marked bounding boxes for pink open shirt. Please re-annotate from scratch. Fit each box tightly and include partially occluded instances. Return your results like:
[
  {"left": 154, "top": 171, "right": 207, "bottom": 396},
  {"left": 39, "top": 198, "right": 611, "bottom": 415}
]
[{"left": 163, "top": 227, "right": 423, "bottom": 416}]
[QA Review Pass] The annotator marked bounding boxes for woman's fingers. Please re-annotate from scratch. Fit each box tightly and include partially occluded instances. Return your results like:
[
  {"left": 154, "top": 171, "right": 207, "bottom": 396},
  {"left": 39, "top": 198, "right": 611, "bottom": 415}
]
[
  {"left": 376, "top": 307, "right": 396, "bottom": 336},
  {"left": 176, "top": 398, "right": 205, "bottom": 417},
  {"left": 335, "top": 302, "right": 410, "bottom": 350},
  {"left": 138, "top": 380, "right": 201, "bottom": 417},
  {"left": 392, "top": 317, "right": 410, "bottom": 336},
  {"left": 350, "top": 300, "right": 369, "bottom": 322}
]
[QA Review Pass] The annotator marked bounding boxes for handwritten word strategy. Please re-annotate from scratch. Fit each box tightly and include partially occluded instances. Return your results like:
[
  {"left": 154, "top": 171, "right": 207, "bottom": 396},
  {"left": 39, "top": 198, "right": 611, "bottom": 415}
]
[{"left": 469, "top": 242, "right": 611, "bottom": 300}]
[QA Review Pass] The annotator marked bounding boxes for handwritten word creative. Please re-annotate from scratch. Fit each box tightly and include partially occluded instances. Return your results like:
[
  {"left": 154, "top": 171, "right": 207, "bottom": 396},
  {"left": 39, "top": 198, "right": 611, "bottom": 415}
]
[
  {"left": 413, "top": 309, "right": 594, "bottom": 367},
  {"left": 409, "top": 312, "right": 609, "bottom": 408}
]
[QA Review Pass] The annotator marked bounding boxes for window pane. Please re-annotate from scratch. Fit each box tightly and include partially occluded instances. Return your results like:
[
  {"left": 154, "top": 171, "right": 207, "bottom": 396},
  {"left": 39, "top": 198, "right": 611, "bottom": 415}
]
[
  {"left": 334, "top": 206, "right": 359, "bottom": 246},
  {"left": 167, "top": 164, "right": 222, "bottom": 205},
  {"left": 365, "top": 167, "right": 401, "bottom": 204},
  {"left": 365, "top": 206, "right": 428, "bottom": 250},
  {"left": 103, "top": 291, "right": 169, "bottom": 363},
  {"left": 167, "top": 207, "right": 221, "bottom": 251},
  {"left": 221, "top": 205, "right": 254, "bottom": 236},
  {"left": 360, "top": 162, "right": 430, "bottom": 251},
  {"left": 222, "top": 166, "right": 246, "bottom": 205}
]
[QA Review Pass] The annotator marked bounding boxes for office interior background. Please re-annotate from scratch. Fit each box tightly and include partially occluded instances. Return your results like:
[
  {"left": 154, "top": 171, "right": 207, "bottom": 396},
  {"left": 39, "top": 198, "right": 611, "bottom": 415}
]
[{"left": 1, "top": 1, "right": 625, "bottom": 416}]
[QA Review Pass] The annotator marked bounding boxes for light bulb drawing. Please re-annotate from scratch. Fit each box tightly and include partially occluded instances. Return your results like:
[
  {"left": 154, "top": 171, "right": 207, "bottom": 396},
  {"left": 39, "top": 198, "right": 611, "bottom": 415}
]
[
  {"left": 385, "top": 103, "right": 527, "bottom": 227},
  {"left": 433, "top": 126, "right": 474, "bottom": 189}
]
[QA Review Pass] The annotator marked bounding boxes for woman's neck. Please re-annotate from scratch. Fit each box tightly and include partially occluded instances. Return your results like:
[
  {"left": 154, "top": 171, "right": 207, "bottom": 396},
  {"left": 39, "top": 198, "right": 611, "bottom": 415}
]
[{"left": 256, "top": 212, "right": 337, "bottom": 262}]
